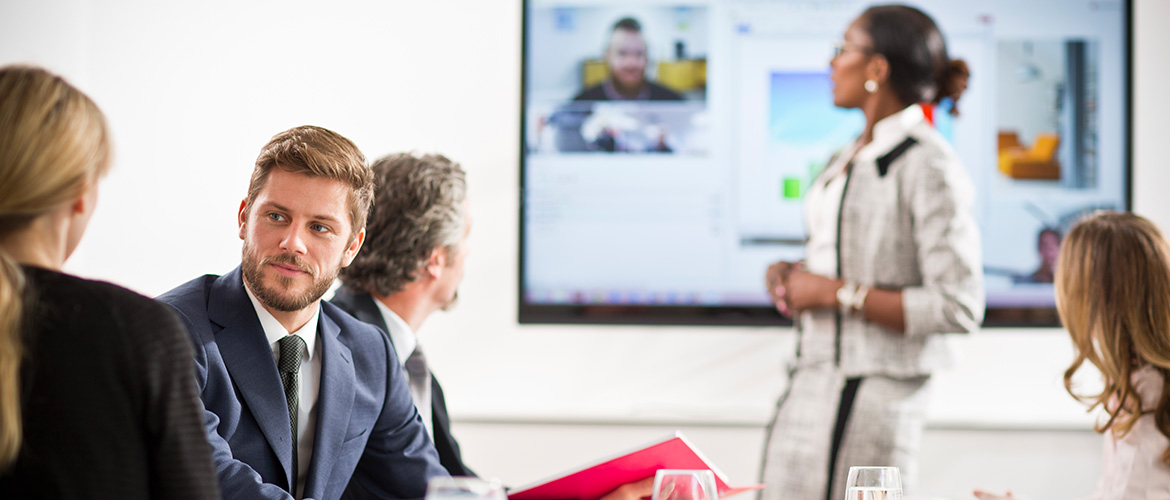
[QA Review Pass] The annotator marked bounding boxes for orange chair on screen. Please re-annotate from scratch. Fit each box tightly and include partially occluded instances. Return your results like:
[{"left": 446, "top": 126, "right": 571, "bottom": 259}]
[{"left": 998, "top": 130, "right": 1061, "bottom": 180}]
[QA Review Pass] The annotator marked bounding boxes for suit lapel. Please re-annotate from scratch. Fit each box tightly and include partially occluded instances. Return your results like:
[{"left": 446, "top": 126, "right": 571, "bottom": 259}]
[
  {"left": 429, "top": 376, "right": 459, "bottom": 474},
  {"left": 208, "top": 267, "right": 297, "bottom": 490},
  {"left": 303, "top": 309, "right": 355, "bottom": 499}
]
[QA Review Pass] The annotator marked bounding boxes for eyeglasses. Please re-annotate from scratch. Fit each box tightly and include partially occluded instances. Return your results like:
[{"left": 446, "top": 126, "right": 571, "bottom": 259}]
[{"left": 832, "top": 40, "right": 873, "bottom": 58}]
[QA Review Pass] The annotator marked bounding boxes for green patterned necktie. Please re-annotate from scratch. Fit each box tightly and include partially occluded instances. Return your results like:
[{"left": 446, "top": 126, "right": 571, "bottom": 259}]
[{"left": 278, "top": 334, "right": 307, "bottom": 493}]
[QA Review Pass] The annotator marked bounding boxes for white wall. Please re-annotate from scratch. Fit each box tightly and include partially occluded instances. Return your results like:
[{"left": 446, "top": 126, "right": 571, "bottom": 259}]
[
  {"left": 1, "top": 0, "right": 1167, "bottom": 499},
  {"left": 1132, "top": 0, "right": 1170, "bottom": 234}
]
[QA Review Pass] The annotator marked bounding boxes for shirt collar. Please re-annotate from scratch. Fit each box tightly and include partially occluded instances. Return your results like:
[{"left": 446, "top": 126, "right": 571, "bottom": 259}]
[
  {"left": 244, "top": 282, "right": 319, "bottom": 360},
  {"left": 856, "top": 104, "right": 925, "bottom": 161},
  {"left": 372, "top": 298, "right": 417, "bottom": 367}
]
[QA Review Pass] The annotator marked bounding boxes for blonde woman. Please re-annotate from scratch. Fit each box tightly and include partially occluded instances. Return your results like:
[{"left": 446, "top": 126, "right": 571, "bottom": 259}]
[
  {"left": 0, "top": 65, "right": 217, "bottom": 499},
  {"left": 976, "top": 211, "right": 1170, "bottom": 499}
]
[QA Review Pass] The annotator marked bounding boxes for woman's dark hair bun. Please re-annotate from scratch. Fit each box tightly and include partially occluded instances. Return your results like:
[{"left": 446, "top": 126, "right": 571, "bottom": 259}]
[{"left": 936, "top": 58, "right": 970, "bottom": 116}]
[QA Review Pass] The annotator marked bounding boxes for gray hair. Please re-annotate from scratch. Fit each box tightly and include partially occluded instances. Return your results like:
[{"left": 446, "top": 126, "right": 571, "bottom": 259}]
[{"left": 338, "top": 152, "right": 467, "bottom": 296}]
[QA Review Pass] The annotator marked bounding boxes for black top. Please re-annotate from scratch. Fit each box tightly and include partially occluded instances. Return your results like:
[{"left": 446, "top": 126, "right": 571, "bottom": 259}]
[
  {"left": 329, "top": 287, "right": 476, "bottom": 477},
  {"left": 573, "top": 80, "right": 684, "bottom": 101},
  {"left": 0, "top": 266, "right": 218, "bottom": 500}
]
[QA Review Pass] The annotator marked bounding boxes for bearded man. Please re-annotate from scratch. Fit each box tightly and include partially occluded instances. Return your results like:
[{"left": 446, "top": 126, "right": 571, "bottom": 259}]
[{"left": 159, "top": 126, "right": 447, "bottom": 500}]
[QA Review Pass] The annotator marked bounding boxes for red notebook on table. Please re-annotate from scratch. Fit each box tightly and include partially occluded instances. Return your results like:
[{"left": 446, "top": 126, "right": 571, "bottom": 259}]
[{"left": 507, "top": 432, "right": 764, "bottom": 500}]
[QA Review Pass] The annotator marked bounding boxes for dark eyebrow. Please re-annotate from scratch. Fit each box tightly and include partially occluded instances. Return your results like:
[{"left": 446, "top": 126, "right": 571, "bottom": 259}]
[{"left": 262, "top": 202, "right": 342, "bottom": 225}]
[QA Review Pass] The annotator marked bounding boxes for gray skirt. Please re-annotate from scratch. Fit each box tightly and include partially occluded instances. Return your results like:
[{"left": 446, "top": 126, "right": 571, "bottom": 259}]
[{"left": 759, "top": 362, "right": 931, "bottom": 500}]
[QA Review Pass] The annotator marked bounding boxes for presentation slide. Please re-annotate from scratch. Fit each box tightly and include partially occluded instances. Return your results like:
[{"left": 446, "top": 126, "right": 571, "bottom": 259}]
[{"left": 521, "top": 0, "right": 1129, "bottom": 325}]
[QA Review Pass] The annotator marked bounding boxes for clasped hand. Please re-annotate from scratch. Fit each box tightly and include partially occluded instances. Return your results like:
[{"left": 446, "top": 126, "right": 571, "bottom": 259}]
[{"left": 765, "top": 261, "right": 841, "bottom": 317}]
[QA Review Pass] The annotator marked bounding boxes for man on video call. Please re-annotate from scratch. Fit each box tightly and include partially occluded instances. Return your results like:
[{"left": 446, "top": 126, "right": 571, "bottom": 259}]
[
  {"left": 158, "top": 126, "right": 447, "bottom": 500},
  {"left": 330, "top": 152, "right": 653, "bottom": 500},
  {"left": 573, "top": 17, "right": 684, "bottom": 101}
]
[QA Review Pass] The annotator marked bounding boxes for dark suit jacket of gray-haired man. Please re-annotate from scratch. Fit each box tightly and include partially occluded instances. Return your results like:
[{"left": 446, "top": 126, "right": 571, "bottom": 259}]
[{"left": 330, "top": 288, "right": 474, "bottom": 477}]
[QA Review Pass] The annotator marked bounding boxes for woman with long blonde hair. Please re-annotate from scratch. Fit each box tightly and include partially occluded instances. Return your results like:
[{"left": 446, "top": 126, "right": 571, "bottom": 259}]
[
  {"left": 0, "top": 65, "right": 216, "bottom": 499},
  {"left": 977, "top": 211, "right": 1170, "bottom": 499}
]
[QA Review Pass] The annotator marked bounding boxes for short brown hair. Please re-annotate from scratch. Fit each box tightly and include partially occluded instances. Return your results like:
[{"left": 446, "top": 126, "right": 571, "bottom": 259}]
[
  {"left": 339, "top": 152, "right": 467, "bottom": 296},
  {"left": 246, "top": 125, "right": 374, "bottom": 238},
  {"left": 613, "top": 17, "right": 641, "bottom": 33}
]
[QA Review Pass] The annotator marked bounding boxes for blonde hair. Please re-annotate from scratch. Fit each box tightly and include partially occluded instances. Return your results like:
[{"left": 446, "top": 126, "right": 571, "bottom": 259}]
[
  {"left": 0, "top": 65, "right": 112, "bottom": 470},
  {"left": 1058, "top": 211, "right": 1170, "bottom": 466}
]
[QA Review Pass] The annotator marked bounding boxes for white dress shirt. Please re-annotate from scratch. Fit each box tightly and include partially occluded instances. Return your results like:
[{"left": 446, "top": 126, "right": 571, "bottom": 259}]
[
  {"left": 371, "top": 299, "right": 434, "bottom": 440},
  {"left": 244, "top": 285, "right": 321, "bottom": 499},
  {"left": 803, "top": 139, "right": 860, "bottom": 282}
]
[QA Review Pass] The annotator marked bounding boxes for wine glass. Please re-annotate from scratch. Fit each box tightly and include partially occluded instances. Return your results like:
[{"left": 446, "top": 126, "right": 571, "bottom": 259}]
[
  {"left": 652, "top": 469, "right": 718, "bottom": 500},
  {"left": 425, "top": 477, "right": 507, "bottom": 500},
  {"left": 843, "top": 466, "right": 902, "bottom": 500}
]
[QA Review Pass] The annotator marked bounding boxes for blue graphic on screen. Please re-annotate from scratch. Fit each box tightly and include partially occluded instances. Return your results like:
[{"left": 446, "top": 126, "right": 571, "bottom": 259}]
[{"left": 767, "top": 72, "right": 864, "bottom": 195}]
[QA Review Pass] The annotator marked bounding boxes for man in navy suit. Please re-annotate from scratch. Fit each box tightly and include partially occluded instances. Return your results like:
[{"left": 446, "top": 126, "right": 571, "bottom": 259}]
[{"left": 159, "top": 126, "right": 447, "bottom": 500}]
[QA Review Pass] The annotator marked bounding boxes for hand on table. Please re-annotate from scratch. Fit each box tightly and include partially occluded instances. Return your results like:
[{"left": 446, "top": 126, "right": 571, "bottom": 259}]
[{"left": 600, "top": 476, "right": 656, "bottom": 500}]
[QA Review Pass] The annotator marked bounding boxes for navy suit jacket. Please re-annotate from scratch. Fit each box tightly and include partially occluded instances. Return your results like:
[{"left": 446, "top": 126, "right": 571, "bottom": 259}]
[
  {"left": 329, "top": 288, "right": 475, "bottom": 477},
  {"left": 158, "top": 267, "right": 448, "bottom": 500}
]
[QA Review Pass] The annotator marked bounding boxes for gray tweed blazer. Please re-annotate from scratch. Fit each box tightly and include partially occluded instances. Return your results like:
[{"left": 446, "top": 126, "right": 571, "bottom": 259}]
[{"left": 798, "top": 105, "right": 985, "bottom": 378}]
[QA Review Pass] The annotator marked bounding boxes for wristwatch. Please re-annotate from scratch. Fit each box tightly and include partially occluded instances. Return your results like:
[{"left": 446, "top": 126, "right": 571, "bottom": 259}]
[{"left": 836, "top": 282, "right": 870, "bottom": 315}]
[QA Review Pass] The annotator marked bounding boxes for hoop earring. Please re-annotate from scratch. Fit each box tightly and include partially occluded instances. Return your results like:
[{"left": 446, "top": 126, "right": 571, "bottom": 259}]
[{"left": 864, "top": 80, "right": 878, "bottom": 93}]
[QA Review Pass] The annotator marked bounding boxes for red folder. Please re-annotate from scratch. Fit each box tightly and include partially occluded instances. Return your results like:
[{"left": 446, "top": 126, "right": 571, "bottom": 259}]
[{"left": 507, "top": 432, "right": 764, "bottom": 500}]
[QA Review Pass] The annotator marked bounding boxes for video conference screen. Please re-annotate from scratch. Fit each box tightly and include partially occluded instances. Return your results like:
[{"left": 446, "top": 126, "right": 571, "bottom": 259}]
[{"left": 519, "top": 0, "right": 1131, "bottom": 326}]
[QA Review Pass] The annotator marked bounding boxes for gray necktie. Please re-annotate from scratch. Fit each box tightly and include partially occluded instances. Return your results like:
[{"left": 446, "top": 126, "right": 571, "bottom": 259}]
[
  {"left": 278, "top": 334, "right": 307, "bottom": 492},
  {"left": 403, "top": 345, "right": 433, "bottom": 435}
]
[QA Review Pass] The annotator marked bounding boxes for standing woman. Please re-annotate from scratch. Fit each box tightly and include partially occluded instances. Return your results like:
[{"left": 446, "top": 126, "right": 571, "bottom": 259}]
[
  {"left": 0, "top": 65, "right": 218, "bottom": 499},
  {"left": 760, "top": 5, "right": 983, "bottom": 500}
]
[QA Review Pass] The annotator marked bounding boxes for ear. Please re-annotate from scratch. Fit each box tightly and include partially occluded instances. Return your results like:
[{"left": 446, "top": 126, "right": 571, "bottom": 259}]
[
  {"left": 237, "top": 199, "right": 248, "bottom": 240},
  {"left": 875, "top": 54, "right": 889, "bottom": 84},
  {"left": 424, "top": 246, "right": 448, "bottom": 280},
  {"left": 69, "top": 197, "right": 86, "bottom": 220},
  {"left": 340, "top": 228, "right": 366, "bottom": 267},
  {"left": 868, "top": 54, "right": 890, "bottom": 85},
  {"left": 71, "top": 179, "right": 95, "bottom": 216}
]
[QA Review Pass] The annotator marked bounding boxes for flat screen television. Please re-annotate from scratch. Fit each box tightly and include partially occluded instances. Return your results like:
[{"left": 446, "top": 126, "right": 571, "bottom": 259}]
[{"left": 519, "top": 0, "right": 1131, "bottom": 326}]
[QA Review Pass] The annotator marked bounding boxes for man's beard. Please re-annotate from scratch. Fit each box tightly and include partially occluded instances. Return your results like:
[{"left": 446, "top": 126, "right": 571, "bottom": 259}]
[{"left": 241, "top": 241, "right": 339, "bottom": 312}]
